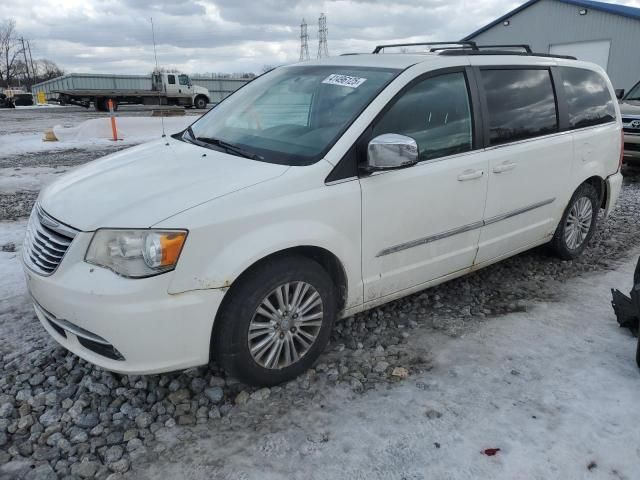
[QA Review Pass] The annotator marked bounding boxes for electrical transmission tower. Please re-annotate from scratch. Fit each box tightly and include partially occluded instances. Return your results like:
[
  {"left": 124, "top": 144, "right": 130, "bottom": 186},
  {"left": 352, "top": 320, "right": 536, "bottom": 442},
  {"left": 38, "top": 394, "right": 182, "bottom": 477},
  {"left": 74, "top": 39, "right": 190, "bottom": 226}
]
[
  {"left": 317, "top": 13, "right": 329, "bottom": 59},
  {"left": 299, "top": 19, "right": 310, "bottom": 61}
]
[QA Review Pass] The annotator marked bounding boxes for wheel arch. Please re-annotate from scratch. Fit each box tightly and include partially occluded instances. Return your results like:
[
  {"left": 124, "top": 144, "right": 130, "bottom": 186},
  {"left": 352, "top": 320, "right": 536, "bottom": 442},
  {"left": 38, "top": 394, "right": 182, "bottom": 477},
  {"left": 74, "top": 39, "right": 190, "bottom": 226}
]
[
  {"left": 209, "top": 245, "right": 348, "bottom": 361},
  {"left": 582, "top": 175, "right": 607, "bottom": 209}
]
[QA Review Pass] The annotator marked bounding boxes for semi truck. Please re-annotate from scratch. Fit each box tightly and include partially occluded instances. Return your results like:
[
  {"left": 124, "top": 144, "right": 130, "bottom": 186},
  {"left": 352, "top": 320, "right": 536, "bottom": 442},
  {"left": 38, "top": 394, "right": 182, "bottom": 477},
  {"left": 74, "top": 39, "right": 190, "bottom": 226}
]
[{"left": 52, "top": 72, "right": 211, "bottom": 111}]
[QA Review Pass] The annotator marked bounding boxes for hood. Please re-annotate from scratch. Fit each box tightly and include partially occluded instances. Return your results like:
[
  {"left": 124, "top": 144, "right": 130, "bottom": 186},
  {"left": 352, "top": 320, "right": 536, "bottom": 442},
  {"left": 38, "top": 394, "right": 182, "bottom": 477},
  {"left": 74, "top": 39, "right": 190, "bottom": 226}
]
[
  {"left": 40, "top": 138, "right": 289, "bottom": 231},
  {"left": 619, "top": 99, "right": 640, "bottom": 116}
]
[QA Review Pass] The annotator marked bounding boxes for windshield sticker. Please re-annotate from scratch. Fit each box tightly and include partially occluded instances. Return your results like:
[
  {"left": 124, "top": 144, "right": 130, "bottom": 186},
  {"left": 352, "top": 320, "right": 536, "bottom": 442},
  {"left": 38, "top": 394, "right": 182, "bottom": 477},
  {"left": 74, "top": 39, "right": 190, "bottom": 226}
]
[{"left": 322, "top": 74, "right": 367, "bottom": 89}]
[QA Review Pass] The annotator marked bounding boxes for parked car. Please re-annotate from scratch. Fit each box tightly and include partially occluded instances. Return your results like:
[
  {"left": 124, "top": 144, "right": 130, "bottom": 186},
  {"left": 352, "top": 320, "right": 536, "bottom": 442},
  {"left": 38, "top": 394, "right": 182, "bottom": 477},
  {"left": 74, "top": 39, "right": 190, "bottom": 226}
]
[
  {"left": 617, "top": 80, "right": 640, "bottom": 163},
  {"left": 0, "top": 93, "right": 15, "bottom": 108},
  {"left": 22, "top": 43, "right": 623, "bottom": 386}
]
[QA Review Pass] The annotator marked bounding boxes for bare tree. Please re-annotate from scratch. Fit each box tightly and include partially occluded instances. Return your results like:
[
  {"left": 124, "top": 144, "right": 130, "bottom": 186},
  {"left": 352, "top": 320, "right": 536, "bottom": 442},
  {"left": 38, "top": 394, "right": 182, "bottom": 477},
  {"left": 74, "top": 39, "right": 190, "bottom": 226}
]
[
  {"left": 0, "top": 19, "right": 22, "bottom": 88},
  {"left": 35, "top": 58, "right": 63, "bottom": 81}
]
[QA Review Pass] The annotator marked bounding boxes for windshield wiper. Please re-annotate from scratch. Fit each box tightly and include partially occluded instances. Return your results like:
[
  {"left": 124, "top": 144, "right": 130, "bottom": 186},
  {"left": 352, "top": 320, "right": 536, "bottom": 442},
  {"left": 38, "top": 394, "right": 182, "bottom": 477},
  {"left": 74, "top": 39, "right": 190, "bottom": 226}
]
[{"left": 195, "top": 136, "right": 263, "bottom": 161}]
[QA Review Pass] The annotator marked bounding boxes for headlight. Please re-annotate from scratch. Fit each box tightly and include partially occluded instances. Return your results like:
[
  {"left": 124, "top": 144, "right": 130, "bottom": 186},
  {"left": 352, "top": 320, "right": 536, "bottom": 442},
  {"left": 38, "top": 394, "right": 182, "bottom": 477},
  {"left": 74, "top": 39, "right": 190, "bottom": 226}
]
[{"left": 85, "top": 229, "right": 187, "bottom": 278}]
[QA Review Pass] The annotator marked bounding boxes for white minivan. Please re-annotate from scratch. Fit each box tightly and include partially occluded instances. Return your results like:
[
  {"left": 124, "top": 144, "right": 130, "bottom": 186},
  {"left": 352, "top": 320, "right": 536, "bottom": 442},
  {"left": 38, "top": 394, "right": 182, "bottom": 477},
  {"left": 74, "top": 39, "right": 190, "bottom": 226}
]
[{"left": 22, "top": 43, "right": 623, "bottom": 386}]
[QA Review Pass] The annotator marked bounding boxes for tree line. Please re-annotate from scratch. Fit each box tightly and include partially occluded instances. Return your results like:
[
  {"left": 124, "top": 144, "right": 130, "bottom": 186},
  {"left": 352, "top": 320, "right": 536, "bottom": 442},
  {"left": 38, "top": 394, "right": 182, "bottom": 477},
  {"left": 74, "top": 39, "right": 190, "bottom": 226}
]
[{"left": 1, "top": 19, "right": 64, "bottom": 89}]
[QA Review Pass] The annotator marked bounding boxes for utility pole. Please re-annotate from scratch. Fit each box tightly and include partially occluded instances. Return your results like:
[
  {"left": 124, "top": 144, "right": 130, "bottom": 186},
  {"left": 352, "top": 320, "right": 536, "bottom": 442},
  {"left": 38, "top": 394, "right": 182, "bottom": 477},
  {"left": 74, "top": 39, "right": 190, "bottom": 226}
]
[
  {"left": 299, "top": 19, "right": 310, "bottom": 61},
  {"left": 27, "top": 40, "right": 36, "bottom": 82},
  {"left": 317, "top": 13, "right": 329, "bottom": 59},
  {"left": 19, "top": 37, "right": 31, "bottom": 83}
]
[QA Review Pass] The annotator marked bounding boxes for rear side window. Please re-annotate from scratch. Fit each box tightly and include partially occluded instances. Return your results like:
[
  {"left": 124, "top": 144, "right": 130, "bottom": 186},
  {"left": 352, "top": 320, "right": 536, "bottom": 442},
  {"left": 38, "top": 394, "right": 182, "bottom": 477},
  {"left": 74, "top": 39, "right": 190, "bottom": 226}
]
[
  {"left": 481, "top": 69, "right": 558, "bottom": 145},
  {"left": 372, "top": 72, "right": 473, "bottom": 161},
  {"left": 168, "top": 75, "right": 176, "bottom": 85},
  {"left": 560, "top": 67, "right": 616, "bottom": 129}
]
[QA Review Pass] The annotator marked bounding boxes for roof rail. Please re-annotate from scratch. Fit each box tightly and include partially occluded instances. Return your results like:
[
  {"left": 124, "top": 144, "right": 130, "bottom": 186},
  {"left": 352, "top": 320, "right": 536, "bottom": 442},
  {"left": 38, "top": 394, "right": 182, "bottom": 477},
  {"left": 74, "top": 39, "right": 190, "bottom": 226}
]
[
  {"left": 438, "top": 49, "right": 576, "bottom": 60},
  {"left": 477, "top": 44, "right": 532, "bottom": 53},
  {"left": 372, "top": 41, "right": 477, "bottom": 54}
]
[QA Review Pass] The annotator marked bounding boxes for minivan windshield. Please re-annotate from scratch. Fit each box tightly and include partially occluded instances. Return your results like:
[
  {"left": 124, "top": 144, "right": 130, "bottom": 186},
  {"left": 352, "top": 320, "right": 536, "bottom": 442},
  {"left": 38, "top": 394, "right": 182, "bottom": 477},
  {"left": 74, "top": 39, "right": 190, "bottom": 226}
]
[{"left": 185, "top": 65, "right": 400, "bottom": 165}]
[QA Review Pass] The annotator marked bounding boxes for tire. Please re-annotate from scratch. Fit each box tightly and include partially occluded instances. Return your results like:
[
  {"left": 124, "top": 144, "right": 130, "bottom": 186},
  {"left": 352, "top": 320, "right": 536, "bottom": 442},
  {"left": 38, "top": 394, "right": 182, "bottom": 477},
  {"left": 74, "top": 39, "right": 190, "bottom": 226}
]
[
  {"left": 213, "top": 255, "right": 337, "bottom": 386},
  {"left": 549, "top": 183, "right": 599, "bottom": 260},
  {"left": 94, "top": 98, "right": 106, "bottom": 112},
  {"left": 194, "top": 96, "right": 208, "bottom": 109}
]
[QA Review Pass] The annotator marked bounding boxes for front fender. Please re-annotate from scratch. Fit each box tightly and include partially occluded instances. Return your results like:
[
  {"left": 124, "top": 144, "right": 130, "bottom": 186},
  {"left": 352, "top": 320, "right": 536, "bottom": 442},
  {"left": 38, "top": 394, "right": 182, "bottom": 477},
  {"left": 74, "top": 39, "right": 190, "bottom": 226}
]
[{"left": 163, "top": 171, "right": 363, "bottom": 309}]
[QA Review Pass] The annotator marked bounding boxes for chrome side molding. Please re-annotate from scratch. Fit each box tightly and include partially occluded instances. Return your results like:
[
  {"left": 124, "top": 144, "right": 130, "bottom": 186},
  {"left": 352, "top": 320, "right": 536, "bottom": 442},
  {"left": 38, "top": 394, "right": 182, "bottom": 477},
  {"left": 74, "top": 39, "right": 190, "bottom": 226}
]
[{"left": 376, "top": 197, "right": 555, "bottom": 257}]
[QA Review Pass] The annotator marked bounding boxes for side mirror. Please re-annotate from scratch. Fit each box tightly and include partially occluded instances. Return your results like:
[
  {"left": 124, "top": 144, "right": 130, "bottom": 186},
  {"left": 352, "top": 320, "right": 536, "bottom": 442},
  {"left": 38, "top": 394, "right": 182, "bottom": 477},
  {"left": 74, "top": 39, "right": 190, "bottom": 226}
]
[
  {"left": 366, "top": 134, "right": 418, "bottom": 171},
  {"left": 615, "top": 89, "right": 625, "bottom": 100}
]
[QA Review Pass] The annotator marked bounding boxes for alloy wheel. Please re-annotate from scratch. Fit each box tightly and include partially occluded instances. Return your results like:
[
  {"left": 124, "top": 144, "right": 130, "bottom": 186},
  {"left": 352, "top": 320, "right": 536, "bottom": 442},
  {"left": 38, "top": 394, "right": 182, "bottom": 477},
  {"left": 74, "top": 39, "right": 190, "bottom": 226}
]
[
  {"left": 247, "top": 281, "right": 323, "bottom": 369},
  {"left": 564, "top": 196, "right": 593, "bottom": 250}
]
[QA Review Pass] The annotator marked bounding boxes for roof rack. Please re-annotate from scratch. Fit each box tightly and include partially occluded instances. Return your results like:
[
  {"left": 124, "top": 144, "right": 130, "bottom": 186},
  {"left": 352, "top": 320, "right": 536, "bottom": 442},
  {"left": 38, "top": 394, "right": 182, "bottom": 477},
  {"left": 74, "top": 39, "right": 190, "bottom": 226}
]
[
  {"left": 372, "top": 41, "right": 478, "bottom": 54},
  {"left": 438, "top": 46, "right": 576, "bottom": 60}
]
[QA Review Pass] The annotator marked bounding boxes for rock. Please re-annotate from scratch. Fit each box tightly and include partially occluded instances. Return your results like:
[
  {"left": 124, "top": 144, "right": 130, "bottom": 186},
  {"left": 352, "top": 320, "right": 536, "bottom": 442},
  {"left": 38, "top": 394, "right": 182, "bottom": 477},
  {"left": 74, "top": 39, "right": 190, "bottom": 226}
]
[
  {"left": 177, "top": 415, "right": 195, "bottom": 426},
  {"left": 167, "top": 389, "right": 190, "bottom": 405},
  {"left": 17, "top": 414, "right": 34, "bottom": 430},
  {"left": 70, "top": 429, "right": 89, "bottom": 444},
  {"left": 208, "top": 407, "right": 221, "bottom": 419},
  {"left": 74, "top": 412, "right": 100, "bottom": 429},
  {"left": 373, "top": 361, "right": 390, "bottom": 373},
  {"left": 425, "top": 409, "right": 443, "bottom": 419},
  {"left": 106, "top": 431, "right": 124, "bottom": 445},
  {"left": 250, "top": 388, "right": 270, "bottom": 402},
  {"left": 39, "top": 410, "right": 61, "bottom": 427},
  {"left": 24, "top": 463, "right": 57, "bottom": 480},
  {"left": 29, "top": 373, "right": 46, "bottom": 386},
  {"left": 190, "top": 377, "right": 207, "bottom": 394},
  {"left": 135, "top": 412, "right": 153, "bottom": 429},
  {"left": 108, "top": 458, "right": 131, "bottom": 473},
  {"left": 104, "top": 445, "right": 124, "bottom": 463},
  {"left": 126, "top": 438, "right": 143, "bottom": 452},
  {"left": 204, "top": 387, "right": 224, "bottom": 404},
  {"left": 0, "top": 403, "right": 14, "bottom": 419},
  {"left": 70, "top": 459, "right": 100, "bottom": 478},
  {"left": 235, "top": 391, "right": 250, "bottom": 406}
]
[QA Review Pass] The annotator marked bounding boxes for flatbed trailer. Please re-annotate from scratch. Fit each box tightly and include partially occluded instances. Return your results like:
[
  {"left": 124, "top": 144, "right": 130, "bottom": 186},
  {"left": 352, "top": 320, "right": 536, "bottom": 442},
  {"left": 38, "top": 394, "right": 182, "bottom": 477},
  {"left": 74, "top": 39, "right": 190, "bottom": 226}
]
[{"left": 52, "top": 72, "right": 211, "bottom": 111}]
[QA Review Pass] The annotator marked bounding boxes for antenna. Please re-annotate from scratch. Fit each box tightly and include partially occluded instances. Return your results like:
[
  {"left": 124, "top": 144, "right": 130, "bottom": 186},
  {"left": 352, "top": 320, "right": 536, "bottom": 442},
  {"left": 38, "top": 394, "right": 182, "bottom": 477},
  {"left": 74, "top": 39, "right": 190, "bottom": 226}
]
[
  {"left": 150, "top": 17, "right": 166, "bottom": 137},
  {"left": 299, "top": 19, "right": 310, "bottom": 61},
  {"left": 317, "top": 13, "right": 329, "bottom": 59}
]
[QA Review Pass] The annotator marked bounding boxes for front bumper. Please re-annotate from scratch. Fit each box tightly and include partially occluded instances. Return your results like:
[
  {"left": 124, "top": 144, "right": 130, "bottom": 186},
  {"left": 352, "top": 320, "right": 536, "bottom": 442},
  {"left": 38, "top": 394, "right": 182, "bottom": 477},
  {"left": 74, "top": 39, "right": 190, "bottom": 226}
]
[
  {"left": 22, "top": 232, "right": 225, "bottom": 375},
  {"left": 623, "top": 132, "right": 640, "bottom": 161}
]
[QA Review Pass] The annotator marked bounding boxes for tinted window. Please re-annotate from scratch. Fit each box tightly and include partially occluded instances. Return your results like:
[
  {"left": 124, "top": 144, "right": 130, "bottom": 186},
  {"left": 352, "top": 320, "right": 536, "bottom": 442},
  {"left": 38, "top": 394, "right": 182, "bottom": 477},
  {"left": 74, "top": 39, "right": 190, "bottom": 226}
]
[
  {"left": 561, "top": 67, "right": 616, "bottom": 128},
  {"left": 372, "top": 72, "right": 473, "bottom": 161},
  {"left": 168, "top": 75, "right": 175, "bottom": 85},
  {"left": 481, "top": 69, "right": 557, "bottom": 145}
]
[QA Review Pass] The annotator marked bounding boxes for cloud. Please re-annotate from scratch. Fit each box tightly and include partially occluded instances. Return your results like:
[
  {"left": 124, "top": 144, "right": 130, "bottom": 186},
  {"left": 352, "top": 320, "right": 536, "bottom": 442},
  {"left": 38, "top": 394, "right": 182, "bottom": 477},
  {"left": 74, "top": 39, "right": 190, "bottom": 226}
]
[{"left": 2, "top": 0, "right": 639, "bottom": 75}]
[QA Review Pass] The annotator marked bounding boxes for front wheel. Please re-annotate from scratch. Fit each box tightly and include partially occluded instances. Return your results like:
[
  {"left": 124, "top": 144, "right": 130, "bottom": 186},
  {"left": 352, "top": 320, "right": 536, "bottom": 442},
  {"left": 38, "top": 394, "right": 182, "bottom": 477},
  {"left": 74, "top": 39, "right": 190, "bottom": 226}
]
[
  {"left": 213, "top": 255, "right": 336, "bottom": 386},
  {"left": 549, "top": 183, "right": 599, "bottom": 260},
  {"left": 193, "top": 96, "right": 208, "bottom": 109}
]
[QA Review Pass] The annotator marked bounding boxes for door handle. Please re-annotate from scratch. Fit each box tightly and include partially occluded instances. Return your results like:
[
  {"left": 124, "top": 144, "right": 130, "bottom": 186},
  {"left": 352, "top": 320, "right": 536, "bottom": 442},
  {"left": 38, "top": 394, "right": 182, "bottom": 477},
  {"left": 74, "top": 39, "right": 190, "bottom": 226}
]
[
  {"left": 493, "top": 161, "right": 517, "bottom": 173},
  {"left": 457, "top": 169, "right": 484, "bottom": 181}
]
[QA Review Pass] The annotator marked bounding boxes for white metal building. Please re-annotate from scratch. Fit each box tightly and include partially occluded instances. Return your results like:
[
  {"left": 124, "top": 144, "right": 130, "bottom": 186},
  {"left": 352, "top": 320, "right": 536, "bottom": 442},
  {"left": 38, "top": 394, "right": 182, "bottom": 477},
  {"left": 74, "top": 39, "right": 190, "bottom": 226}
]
[{"left": 463, "top": 0, "right": 640, "bottom": 91}]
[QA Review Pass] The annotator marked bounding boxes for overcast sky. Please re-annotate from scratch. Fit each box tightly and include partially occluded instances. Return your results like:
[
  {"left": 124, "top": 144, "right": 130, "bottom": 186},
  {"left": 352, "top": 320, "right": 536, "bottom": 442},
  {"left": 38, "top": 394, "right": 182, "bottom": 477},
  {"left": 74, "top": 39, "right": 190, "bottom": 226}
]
[{"left": 2, "top": 0, "right": 640, "bottom": 75}]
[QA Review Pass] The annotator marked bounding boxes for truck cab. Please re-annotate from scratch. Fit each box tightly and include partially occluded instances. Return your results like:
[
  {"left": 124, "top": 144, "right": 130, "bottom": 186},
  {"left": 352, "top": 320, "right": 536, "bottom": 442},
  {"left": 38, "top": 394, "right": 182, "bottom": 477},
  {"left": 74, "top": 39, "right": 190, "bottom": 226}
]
[{"left": 152, "top": 72, "right": 210, "bottom": 109}]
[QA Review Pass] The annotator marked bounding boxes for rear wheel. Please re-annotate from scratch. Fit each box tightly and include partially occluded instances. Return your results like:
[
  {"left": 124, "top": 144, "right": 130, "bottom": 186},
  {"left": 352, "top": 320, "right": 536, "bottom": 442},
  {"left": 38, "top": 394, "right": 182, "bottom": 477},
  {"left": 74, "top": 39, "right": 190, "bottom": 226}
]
[
  {"left": 213, "top": 255, "right": 336, "bottom": 386},
  {"left": 549, "top": 183, "right": 599, "bottom": 260}
]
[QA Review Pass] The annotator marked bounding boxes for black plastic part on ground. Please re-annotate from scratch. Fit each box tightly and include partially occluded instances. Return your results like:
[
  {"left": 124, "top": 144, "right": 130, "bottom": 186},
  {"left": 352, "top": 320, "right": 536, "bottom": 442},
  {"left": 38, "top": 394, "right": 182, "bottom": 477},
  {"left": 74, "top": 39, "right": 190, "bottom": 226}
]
[{"left": 611, "top": 256, "right": 640, "bottom": 367}]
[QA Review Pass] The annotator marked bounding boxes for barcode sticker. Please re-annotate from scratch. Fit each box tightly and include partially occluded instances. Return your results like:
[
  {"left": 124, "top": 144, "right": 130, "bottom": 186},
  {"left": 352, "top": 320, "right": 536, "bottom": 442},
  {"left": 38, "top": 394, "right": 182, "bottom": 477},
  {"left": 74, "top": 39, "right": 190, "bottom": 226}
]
[{"left": 322, "top": 74, "right": 367, "bottom": 89}]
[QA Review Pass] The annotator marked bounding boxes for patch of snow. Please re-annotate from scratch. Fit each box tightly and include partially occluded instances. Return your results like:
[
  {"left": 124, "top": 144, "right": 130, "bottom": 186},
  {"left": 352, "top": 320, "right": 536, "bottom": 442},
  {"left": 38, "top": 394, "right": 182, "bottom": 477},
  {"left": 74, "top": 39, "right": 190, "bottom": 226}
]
[
  {"left": 0, "top": 220, "right": 27, "bottom": 302},
  {"left": 0, "top": 116, "right": 195, "bottom": 160},
  {"left": 52, "top": 116, "right": 193, "bottom": 142},
  {"left": 0, "top": 166, "right": 70, "bottom": 192}
]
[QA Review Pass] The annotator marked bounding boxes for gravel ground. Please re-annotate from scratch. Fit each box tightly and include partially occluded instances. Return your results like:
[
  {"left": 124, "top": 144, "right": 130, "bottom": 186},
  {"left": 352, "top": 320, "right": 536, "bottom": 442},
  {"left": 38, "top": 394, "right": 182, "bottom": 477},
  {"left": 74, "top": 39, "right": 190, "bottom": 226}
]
[{"left": 0, "top": 137, "right": 639, "bottom": 478}]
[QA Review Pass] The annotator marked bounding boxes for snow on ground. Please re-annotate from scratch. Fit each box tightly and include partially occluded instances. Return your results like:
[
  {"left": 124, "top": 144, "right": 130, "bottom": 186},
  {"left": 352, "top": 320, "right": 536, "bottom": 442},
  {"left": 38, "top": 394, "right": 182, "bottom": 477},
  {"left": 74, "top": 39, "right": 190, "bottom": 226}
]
[
  {"left": 0, "top": 166, "right": 70, "bottom": 193},
  {"left": 133, "top": 254, "right": 640, "bottom": 480},
  {"left": 0, "top": 220, "right": 27, "bottom": 303},
  {"left": 0, "top": 116, "right": 194, "bottom": 160}
]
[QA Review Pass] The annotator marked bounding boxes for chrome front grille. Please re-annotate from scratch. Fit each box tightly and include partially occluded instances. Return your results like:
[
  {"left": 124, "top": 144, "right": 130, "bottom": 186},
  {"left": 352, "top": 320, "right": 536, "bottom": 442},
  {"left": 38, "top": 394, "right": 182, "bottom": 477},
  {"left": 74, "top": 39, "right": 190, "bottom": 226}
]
[{"left": 23, "top": 204, "right": 78, "bottom": 276}]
